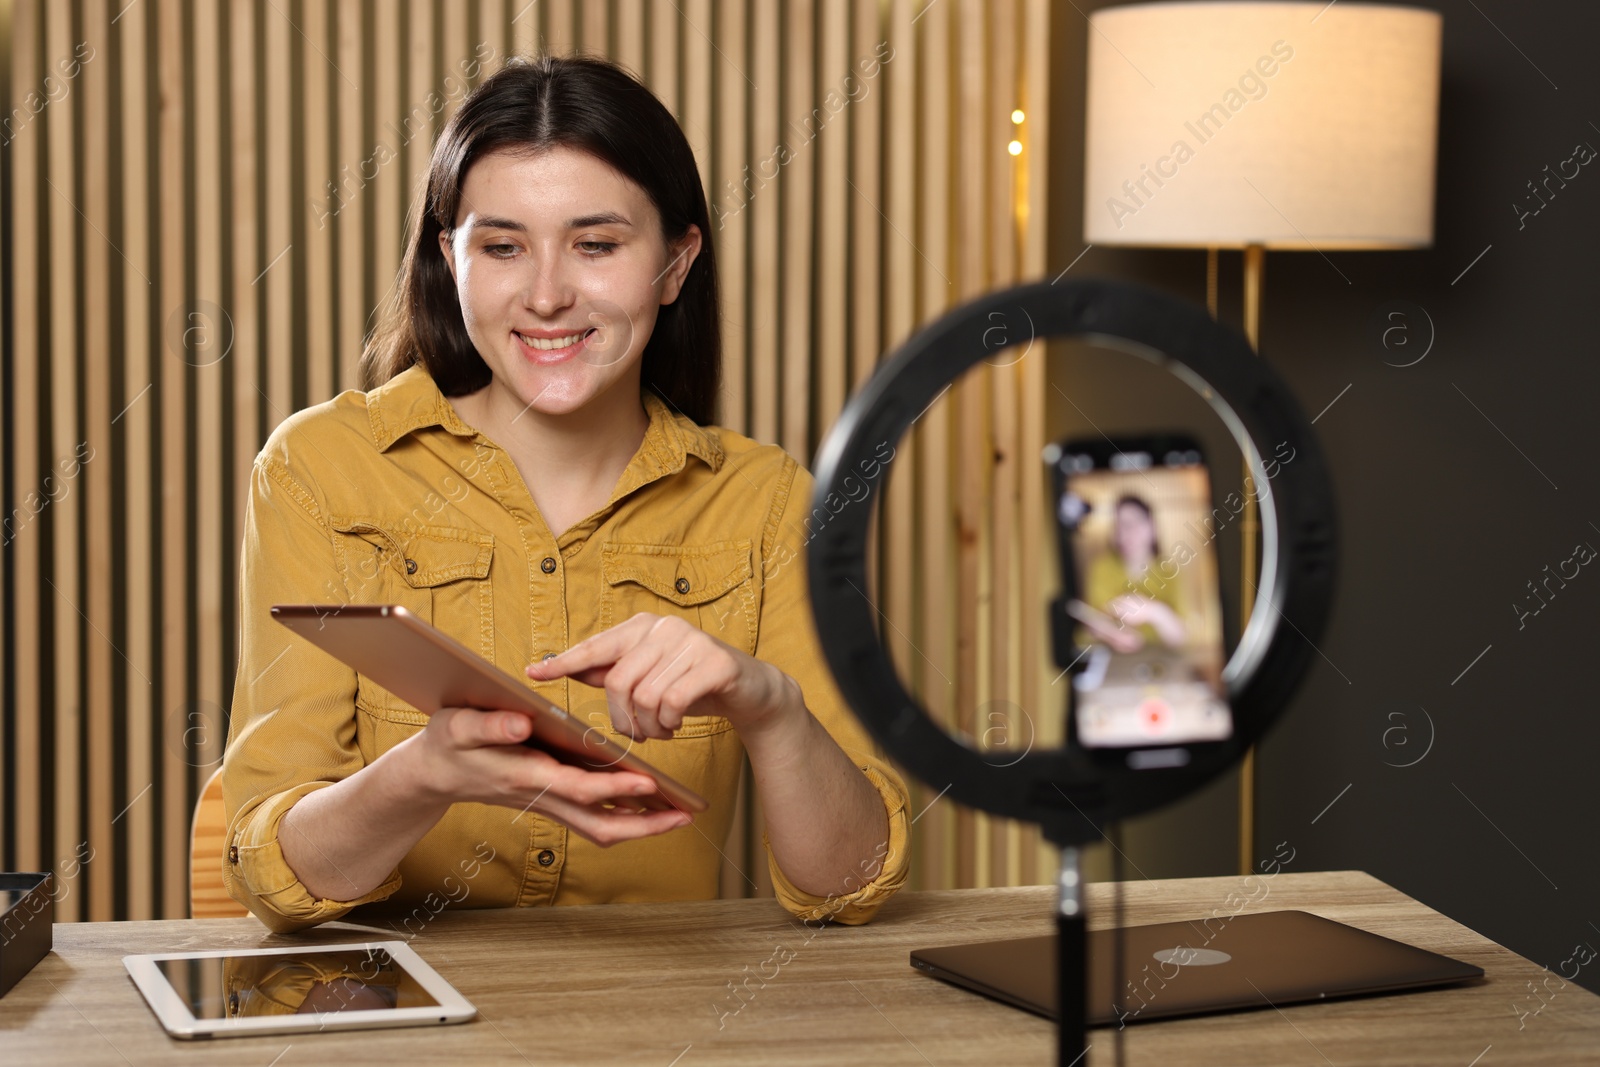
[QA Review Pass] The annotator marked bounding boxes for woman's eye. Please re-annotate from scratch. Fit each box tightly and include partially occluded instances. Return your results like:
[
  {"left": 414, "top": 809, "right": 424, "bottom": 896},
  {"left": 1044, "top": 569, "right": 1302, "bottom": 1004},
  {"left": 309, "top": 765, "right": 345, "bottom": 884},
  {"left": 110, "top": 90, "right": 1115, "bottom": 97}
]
[
  {"left": 485, "top": 243, "right": 519, "bottom": 258},
  {"left": 577, "top": 240, "right": 617, "bottom": 256}
]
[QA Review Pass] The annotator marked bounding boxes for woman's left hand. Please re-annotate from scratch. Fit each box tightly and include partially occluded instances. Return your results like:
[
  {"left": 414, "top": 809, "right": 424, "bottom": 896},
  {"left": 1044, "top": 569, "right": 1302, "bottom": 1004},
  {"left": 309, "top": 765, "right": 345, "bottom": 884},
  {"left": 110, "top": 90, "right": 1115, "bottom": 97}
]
[
  {"left": 529, "top": 614, "right": 890, "bottom": 902},
  {"left": 524, "top": 613, "right": 801, "bottom": 743}
]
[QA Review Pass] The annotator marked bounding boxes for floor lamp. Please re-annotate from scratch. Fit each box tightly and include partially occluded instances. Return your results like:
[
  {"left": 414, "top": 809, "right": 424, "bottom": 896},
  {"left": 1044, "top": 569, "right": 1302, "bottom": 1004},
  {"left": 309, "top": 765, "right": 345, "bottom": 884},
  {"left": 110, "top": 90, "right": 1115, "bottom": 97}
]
[{"left": 1081, "top": 1, "right": 1443, "bottom": 874}]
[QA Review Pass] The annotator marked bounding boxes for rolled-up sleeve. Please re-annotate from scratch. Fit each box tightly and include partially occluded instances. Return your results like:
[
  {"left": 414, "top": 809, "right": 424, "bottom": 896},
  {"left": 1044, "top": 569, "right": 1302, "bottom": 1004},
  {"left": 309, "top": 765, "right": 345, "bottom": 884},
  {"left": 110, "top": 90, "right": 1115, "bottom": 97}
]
[
  {"left": 753, "top": 458, "right": 911, "bottom": 925},
  {"left": 221, "top": 455, "right": 402, "bottom": 933}
]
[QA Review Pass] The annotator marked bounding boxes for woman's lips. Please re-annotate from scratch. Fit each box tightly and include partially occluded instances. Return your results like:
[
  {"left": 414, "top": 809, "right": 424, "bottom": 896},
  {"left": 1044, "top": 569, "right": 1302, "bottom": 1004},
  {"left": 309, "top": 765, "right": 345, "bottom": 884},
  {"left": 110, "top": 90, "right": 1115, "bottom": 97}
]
[{"left": 514, "top": 327, "right": 596, "bottom": 363}]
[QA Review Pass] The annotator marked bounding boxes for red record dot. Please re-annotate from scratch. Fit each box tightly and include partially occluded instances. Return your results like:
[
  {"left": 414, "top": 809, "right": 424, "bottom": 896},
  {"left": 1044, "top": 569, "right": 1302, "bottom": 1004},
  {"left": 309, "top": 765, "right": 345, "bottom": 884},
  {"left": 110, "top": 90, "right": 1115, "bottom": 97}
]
[{"left": 1141, "top": 699, "right": 1169, "bottom": 733}]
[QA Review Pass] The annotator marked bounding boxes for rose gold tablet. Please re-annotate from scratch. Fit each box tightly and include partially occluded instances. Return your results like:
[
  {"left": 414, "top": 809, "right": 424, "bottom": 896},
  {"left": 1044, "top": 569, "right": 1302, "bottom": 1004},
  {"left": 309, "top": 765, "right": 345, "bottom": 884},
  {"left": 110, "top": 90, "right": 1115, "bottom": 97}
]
[{"left": 271, "top": 604, "right": 708, "bottom": 813}]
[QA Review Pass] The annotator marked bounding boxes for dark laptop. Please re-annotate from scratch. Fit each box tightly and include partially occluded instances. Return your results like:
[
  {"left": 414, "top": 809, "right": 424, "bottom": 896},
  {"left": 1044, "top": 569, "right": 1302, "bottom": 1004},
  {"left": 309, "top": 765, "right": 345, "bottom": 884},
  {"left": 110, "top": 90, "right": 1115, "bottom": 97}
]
[{"left": 910, "top": 910, "right": 1484, "bottom": 1025}]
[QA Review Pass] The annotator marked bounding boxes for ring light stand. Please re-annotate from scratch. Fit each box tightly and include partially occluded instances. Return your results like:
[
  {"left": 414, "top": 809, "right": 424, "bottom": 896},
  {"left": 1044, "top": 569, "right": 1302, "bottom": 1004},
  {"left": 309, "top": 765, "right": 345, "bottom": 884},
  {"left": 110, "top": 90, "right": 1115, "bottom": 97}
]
[{"left": 807, "top": 279, "right": 1337, "bottom": 1064}]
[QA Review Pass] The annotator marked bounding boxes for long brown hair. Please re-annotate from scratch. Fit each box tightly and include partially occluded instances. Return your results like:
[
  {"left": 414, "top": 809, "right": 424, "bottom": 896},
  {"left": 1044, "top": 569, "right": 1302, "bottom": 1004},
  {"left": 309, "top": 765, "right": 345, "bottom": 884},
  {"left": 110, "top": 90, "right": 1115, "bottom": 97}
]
[{"left": 359, "top": 54, "right": 721, "bottom": 424}]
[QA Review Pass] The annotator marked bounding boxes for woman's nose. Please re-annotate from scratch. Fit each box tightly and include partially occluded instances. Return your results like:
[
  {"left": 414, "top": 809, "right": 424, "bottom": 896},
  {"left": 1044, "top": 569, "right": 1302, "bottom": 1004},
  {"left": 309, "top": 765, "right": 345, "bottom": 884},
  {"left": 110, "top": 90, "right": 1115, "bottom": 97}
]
[{"left": 522, "top": 255, "right": 577, "bottom": 318}]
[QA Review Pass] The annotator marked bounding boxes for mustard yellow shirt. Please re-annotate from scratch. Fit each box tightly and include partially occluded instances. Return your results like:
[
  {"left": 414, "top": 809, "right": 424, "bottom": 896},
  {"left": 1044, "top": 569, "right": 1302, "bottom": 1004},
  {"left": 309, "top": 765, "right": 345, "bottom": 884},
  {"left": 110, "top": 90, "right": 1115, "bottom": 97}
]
[
  {"left": 1082, "top": 550, "right": 1185, "bottom": 646},
  {"left": 222, "top": 365, "right": 910, "bottom": 934}
]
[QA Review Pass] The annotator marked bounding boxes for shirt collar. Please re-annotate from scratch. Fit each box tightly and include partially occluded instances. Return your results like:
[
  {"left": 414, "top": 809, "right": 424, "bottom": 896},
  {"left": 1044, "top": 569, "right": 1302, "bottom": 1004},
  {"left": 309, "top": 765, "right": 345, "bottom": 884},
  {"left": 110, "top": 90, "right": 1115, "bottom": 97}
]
[
  {"left": 366, "top": 364, "right": 479, "bottom": 449},
  {"left": 623, "top": 389, "right": 726, "bottom": 489},
  {"left": 366, "top": 363, "right": 724, "bottom": 475}
]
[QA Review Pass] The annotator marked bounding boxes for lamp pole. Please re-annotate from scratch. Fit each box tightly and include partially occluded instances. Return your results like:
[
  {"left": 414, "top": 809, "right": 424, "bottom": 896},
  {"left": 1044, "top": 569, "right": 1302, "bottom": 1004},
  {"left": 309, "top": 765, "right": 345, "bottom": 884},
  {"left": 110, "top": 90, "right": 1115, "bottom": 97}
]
[
  {"left": 1239, "top": 243, "right": 1264, "bottom": 876},
  {"left": 1208, "top": 244, "right": 1265, "bottom": 877}
]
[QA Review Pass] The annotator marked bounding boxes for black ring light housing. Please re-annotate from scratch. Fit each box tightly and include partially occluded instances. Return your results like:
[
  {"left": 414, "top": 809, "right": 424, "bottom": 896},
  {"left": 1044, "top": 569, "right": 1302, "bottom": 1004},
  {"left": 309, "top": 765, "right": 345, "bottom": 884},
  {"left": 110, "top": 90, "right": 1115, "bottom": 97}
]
[{"left": 807, "top": 278, "right": 1337, "bottom": 848}]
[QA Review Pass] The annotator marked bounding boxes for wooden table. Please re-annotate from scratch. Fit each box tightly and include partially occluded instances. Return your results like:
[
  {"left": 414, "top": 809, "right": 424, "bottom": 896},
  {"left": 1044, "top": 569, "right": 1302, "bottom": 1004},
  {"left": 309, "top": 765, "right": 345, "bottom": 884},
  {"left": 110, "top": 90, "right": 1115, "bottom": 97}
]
[{"left": 3, "top": 871, "right": 1596, "bottom": 1065}]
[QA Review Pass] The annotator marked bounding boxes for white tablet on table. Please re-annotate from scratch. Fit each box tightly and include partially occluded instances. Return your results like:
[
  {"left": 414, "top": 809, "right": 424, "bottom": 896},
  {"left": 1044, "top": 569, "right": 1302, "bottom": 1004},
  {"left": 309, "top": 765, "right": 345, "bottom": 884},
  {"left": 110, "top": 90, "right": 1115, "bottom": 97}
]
[{"left": 123, "top": 940, "right": 476, "bottom": 1039}]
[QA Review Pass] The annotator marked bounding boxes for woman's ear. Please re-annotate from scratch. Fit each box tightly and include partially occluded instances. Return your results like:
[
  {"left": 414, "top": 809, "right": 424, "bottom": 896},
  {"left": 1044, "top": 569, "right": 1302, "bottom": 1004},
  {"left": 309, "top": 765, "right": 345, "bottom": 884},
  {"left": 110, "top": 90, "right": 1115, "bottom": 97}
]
[
  {"left": 437, "top": 226, "right": 459, "bottom": 284},
  {"left": 659, "top": 224, "right": 703, "bottom": 306}
]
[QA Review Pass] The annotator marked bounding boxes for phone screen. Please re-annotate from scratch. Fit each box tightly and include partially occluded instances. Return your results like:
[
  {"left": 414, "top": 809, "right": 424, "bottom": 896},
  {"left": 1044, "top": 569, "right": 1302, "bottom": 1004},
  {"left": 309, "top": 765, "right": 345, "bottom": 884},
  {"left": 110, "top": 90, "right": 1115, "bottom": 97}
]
[{"left": 1055, "top": 438, "right": 1232, "bottom": 749}]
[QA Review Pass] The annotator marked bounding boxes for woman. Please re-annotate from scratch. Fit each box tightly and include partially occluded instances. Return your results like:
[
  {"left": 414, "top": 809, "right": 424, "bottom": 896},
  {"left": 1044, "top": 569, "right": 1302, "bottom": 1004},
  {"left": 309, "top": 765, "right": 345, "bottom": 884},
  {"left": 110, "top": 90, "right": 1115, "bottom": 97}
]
[
  {"left": 1079, "top": 494, "right": 1187, "bottom": 653},
  {"left": 222, "top": 55, "right": 908, "bottom": 935}
]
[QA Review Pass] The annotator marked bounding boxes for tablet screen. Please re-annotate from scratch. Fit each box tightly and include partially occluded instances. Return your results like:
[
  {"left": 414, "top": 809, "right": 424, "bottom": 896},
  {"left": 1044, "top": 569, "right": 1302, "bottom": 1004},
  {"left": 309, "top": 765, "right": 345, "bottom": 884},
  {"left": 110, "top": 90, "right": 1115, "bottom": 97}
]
[
  {"left": 154, "top": 946, "right": 438, "bottom": 1020},
  {"left": 126, "top": 939, "right": 476, "bottom": 1038}
]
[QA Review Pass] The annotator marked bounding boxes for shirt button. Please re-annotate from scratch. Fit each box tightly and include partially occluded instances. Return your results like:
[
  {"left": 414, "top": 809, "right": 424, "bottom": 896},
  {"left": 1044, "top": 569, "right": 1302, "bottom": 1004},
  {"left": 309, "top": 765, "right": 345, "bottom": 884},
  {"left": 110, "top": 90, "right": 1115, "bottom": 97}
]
[
  {"left": 228, "top": 845, "right": 239, "bottom": 864},
  {"left": 537, "top": 849, "right": 556, "bottom": 867},
  {"left": 542, "top": 652, "right": 558, "bottom": 661},
  {"left": 541, "top": 557, "right": 557, "bottom": 574},
  {"left": 405, "top": 558, "right": 418, "bottom": 575},
  {"left": 675, "top": 577, "right": 691, "bottom": 594}
]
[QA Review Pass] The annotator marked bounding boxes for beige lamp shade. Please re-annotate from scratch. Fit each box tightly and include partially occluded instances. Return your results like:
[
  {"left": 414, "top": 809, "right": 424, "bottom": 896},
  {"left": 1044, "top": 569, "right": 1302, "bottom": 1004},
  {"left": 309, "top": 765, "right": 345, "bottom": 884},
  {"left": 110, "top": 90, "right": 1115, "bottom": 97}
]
[{"left": 1083, "top": 2, "right": 1442, "bottom": 249}]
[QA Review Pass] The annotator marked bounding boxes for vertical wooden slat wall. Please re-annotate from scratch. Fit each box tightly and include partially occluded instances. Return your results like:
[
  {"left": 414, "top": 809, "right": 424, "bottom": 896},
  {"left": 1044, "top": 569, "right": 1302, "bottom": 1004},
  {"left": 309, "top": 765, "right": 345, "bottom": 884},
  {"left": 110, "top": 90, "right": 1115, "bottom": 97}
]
[{"left": 1, "top": 0, "right": 1055, "bottom": 921}]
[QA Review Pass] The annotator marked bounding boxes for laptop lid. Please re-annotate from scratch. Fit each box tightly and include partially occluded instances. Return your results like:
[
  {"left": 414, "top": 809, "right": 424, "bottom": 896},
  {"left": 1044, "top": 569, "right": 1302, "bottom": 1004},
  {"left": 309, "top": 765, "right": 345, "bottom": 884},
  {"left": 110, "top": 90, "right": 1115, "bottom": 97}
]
[{"left": 909, "top": 910, "right": 1484, "bottom": 1026}]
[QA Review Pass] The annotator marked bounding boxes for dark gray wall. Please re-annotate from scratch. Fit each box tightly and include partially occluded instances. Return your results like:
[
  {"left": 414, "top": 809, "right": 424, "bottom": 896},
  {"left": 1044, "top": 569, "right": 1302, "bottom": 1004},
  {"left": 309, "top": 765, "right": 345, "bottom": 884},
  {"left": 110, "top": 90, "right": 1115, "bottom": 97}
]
[{"left": 1048, "top": 0, "right": 1600, "bottom": 994}]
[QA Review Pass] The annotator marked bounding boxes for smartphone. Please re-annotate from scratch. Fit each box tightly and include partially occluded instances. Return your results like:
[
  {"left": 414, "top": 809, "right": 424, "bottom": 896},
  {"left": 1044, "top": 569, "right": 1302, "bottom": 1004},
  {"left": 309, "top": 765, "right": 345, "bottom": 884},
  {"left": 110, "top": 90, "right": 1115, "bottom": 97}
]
[
  {"left": 272, "top": 604, "right": 708, "bottom": 813},
  {"left": 1050, "top": 436, "right": 1232, "bottom": 749}
]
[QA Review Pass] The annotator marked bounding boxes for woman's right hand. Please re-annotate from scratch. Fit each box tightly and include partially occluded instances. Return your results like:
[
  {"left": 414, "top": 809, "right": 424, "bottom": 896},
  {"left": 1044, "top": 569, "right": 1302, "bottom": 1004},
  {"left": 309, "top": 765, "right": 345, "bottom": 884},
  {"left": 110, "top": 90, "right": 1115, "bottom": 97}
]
[
  {"left": 1080, "top": 612, "right": 1145, "bottom": 654},
  {"left": 402, "top": 706, "right": 692, "bottom": 845}
]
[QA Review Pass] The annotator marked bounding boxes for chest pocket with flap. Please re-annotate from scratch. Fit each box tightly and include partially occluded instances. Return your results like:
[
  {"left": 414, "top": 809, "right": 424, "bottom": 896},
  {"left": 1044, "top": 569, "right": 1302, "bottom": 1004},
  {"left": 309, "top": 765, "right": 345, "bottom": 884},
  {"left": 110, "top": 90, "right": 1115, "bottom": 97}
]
[
  {"left": 599, "top": 539, "right": 758, "bottom": 656},
  {"left": 332, "top": 518, "right": 495, "bottom": 716}
]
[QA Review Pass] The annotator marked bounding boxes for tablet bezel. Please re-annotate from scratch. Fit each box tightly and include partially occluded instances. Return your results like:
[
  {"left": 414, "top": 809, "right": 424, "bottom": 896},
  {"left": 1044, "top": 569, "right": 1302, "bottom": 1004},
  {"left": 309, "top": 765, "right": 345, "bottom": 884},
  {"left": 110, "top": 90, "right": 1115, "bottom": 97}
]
[{"left": 123, "top": 939, "right": 477, "bottom": 1039}]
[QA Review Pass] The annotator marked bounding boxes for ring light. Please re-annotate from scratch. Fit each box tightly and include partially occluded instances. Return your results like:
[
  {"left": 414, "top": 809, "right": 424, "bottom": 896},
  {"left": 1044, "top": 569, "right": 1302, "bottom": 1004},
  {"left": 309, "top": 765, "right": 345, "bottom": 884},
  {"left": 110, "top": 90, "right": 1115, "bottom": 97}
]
[{"left": 807, "top": 278, "right": 1337, "bottom": 848}]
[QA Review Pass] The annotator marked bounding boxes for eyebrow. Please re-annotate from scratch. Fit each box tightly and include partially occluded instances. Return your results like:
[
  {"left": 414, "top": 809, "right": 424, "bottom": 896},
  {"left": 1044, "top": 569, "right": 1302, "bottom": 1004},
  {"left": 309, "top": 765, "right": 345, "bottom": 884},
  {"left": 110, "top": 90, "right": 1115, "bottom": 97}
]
[
  {"left": 471, "top": 211, "right": 634, "bottom": 233},
  {"left": 569, "top": 211, "right": 633, "bottom": 229}
]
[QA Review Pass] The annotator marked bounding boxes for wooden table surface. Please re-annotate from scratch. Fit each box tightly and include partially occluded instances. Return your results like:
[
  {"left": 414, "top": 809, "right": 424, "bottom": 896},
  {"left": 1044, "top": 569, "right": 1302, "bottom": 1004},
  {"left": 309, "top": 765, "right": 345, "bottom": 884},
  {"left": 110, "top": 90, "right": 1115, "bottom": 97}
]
[{"left": 2, "top": 870, "right": 1596, "bottom": 1066}]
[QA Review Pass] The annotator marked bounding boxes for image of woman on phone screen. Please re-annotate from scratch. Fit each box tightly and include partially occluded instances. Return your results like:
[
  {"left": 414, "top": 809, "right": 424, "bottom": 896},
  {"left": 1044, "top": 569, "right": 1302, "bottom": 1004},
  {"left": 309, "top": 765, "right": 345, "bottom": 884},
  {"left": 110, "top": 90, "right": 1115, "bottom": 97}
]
[
  {"left": 1078, "top": 494, "right": 1188, "bottom": 654},
  {"left": 222, "top": 55, "right": 908, "bottom": 934}
]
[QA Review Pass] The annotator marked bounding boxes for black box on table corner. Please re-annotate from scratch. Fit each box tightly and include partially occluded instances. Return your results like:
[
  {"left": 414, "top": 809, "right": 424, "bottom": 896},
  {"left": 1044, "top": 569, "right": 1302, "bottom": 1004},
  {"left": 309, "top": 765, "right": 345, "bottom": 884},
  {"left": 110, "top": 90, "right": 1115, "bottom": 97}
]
[{"left": 0, "top": 873, "right": 53, "bottom": 998}]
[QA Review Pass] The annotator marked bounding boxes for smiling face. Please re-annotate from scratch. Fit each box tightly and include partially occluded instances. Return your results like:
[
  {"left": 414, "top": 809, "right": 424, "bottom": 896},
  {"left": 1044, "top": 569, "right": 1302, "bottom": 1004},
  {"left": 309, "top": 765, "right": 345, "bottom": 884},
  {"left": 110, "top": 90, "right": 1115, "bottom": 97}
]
[
  {"left": 1113, "top": 500, "right": 1157, "bottom": 565},
  {"left": 437, "top": 146, "right": 701, "bottom": 420}
]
